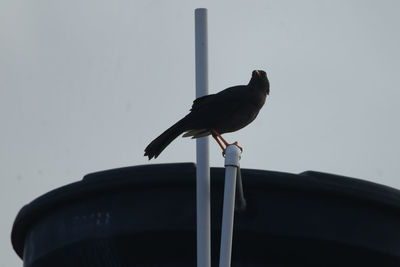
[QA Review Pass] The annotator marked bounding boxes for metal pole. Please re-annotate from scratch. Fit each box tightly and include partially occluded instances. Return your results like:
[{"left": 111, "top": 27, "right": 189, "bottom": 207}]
[
  {"left": 219, "top": 145, "right": 242, "bottom": 267},
  {"left": 195, "top": 8, "right": 211, "bottom": 267}
]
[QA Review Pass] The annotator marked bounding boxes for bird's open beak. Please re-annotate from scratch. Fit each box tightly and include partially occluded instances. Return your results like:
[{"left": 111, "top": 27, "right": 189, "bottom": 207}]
[{"left": 255, "top": 70, "right": 261, "bottom": 77}]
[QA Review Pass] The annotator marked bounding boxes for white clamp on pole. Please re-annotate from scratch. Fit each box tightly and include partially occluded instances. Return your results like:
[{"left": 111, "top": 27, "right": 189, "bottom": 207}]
[{"left": 219, "top": 144, "right": 242, "bottom": 267}]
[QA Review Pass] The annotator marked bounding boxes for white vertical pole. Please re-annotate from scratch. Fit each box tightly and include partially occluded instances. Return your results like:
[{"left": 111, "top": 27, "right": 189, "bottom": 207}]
[
  {"left": 219, "top": 145, "right": 242, "bottom": 267},
  {"left": 195, "top": 8, "right": 211, "bottom": 267}
]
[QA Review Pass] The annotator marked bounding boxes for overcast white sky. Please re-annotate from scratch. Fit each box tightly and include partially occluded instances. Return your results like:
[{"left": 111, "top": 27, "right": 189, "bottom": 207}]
[{"left": 1, "top": 0, "right": 400, "bottom": 265}]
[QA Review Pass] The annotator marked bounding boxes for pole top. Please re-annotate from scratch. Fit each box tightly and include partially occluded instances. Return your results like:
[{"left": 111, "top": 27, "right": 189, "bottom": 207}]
[
  {"left": 195, "top": 8, "right": 208, "bottom": 12},
  {"left": 224, "top": 145, "right": 242, "bottom": 167}
]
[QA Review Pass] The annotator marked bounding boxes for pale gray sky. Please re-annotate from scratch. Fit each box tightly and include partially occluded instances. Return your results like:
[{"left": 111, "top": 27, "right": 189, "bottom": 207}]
[{"left": 1, "top": 0, "right": 400, "bottom": 265}]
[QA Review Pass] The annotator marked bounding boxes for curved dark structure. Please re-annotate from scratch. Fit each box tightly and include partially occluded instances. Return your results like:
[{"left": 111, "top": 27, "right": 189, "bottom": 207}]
[{"left": 11, "top": 163, "right": 400, "bottom": 266}]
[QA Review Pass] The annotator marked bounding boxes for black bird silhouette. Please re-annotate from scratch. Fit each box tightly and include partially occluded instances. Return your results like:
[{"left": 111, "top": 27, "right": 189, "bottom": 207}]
[{"left": 144, "top": 70, "right": 270, "bottom": 160}]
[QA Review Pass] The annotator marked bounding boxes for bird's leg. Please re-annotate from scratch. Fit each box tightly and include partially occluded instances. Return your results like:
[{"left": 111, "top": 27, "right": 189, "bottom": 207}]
[
  {"left": 211, "top": 130, "right": 226, "bottom": 152},
  {"left": 211, "top": 129, "right": 243, "bottom": 156},
  {"left": 211, "top": 129, "right": 229, "bottom": 146}
]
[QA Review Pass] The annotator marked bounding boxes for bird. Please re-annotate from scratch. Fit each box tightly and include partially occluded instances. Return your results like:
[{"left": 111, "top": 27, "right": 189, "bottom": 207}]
[{"left": 144, "top": 70, "right": 270, "bottom": 160}]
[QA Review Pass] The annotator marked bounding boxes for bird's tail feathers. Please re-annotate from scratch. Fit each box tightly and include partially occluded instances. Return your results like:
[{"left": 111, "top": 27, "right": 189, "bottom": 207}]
[{"left": 144, "top": 117, "right": 189, "bottom": 160}]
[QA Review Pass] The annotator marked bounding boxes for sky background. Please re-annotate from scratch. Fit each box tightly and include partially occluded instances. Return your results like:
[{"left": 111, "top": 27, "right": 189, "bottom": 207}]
[{"left": 1, "top": 0, "right": 400, "bottom": 265}]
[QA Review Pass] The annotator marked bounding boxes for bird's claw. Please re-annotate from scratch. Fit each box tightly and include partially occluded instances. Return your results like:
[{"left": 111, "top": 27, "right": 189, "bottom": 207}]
[
  {"left": 232, "top": 141, "right": 243, "bottom": 152},
  {"left": 222, "top": 142, "right": 243, "bottom": 157}
]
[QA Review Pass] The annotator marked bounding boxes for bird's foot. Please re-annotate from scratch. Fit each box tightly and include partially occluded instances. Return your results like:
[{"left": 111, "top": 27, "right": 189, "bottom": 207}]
[
  {"left": 232, "top": 141, "right": 243, "bottom": 152},
  {"left": 222, "top": 142, "right": 243, "bottom": 157}
]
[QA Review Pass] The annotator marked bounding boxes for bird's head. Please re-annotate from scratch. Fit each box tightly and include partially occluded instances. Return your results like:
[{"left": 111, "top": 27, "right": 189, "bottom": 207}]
[{"left": 250, "top": 70, "right": 269, "bottom": 95}]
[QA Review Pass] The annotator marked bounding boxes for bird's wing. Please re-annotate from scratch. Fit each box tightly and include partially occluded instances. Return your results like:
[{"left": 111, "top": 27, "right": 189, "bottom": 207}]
[
  {"left": 190, "top": 94, "right": 216, "bottom": 112},
  {"left": 190, "top": 85, "right": 247, "bottom": 112}
]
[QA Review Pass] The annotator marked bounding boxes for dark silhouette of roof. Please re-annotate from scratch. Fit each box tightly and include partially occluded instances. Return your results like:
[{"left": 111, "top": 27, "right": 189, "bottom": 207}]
[{"left": 11, "top": 163, "right": 400, "bottom": 266}]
